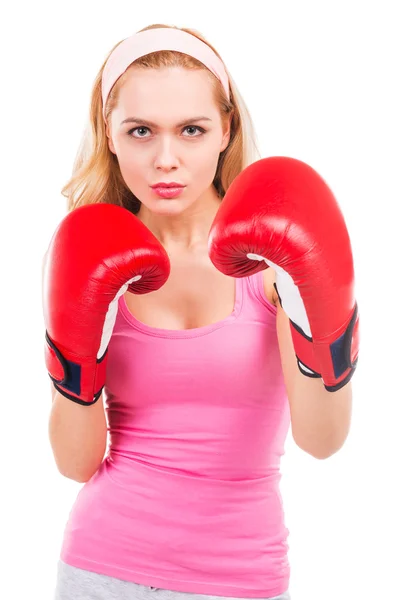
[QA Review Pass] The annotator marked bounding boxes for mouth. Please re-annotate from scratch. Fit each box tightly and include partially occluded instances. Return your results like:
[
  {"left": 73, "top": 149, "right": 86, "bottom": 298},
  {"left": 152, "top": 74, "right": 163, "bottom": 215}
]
[
  {"left": 151, "top": 186, "right": 186, "bottom": 199},
  {"left": 150, "top": 181, "right": 185, "bottom": 188}
]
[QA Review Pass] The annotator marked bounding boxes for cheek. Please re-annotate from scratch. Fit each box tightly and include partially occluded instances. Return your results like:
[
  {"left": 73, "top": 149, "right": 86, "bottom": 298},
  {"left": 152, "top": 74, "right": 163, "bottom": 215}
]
[
  {"left": 193, "top": 146, "right": 221, "bottom": 180},
  {"left": 115, "top": 154, "right": 147, "bottom": 197},
  {"left": 114, "top": 144, "right": 144, "bottom": 178},
  {"left": 188, "top": 135, "right": 221, "bottom": 166}
]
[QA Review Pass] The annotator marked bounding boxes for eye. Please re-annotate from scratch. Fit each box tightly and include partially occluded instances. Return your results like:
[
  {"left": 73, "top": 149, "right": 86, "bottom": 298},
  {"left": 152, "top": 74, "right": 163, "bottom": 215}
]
[
  {"left": 182, "top": 126, "right": 205, "bottom": 137},
  {"left": 127, "top": 126, "right": 150, "bottom": 138},
  {"left": 127, "top": 125, "right": 206, "bottom": 138}
]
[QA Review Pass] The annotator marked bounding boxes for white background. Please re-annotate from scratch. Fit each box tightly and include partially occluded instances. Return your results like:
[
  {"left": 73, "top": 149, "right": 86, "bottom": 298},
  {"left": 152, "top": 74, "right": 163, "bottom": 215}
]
[{"left": 1, "top": 1, "right": 399, "bottom": 599}]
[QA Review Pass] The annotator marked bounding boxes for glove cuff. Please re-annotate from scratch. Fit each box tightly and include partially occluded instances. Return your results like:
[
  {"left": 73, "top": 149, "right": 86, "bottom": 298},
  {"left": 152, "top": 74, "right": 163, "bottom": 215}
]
[
  {"left": 289, "top": 303, "right": 360, "bottom": 392},
  {"left": 45, "top": 331, "right": 108, "bottom": 404}
]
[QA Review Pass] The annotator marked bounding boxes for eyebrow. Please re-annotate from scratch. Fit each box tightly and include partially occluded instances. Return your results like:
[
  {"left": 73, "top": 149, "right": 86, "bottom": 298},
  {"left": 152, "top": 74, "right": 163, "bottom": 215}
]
[{"left": 120, "top": 116, "right": 213, "bottom": 127}]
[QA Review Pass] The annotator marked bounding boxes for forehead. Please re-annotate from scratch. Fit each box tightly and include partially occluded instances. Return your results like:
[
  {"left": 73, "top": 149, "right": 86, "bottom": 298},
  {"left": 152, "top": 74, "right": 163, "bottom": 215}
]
[{"left": 114, "top": 66, "right": 218, "bottom": 118}]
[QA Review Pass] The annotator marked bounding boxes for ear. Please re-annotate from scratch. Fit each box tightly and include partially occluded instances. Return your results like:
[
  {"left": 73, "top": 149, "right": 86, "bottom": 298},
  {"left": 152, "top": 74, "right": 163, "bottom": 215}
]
[
  {"left": 220, "top": 114, "right": 232, "bottom": 153},
  {"left": 105, "top": 123, "right": 116, "bottom": 155}
]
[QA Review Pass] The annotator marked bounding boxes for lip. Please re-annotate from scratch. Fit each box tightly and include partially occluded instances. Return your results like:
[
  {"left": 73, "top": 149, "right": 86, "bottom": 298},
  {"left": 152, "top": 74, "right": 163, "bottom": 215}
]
[
  {"left": 150, "top": 182, "right": 185, "bottom": 188},
  {"left": 152, "top": 186, "right": 185, "bottom": 199}
]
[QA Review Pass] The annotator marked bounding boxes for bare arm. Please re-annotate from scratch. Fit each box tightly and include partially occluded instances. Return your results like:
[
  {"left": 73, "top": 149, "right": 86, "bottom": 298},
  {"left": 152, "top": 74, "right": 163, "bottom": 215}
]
[
  {"left": 44, "top": 251, "right": 107, "bottom": 482},
  {"left": 275, "top": 302, "right": 352, "bottom": 459},
  {"left": 48, "top": 383, "right": 108, "bottom": 483},
  {"left": 264, "top": 269, "right": 352, "bottom": 459}
]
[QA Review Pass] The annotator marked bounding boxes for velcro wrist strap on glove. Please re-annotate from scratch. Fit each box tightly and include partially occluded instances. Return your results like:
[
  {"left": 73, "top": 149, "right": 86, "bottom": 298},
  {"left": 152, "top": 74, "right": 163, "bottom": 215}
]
[
  {"left": 289, "top": 303, "right": 359, "bottom": 392},
  {"left": 45, "top": 331, "right": 107, "bottom": 405}
]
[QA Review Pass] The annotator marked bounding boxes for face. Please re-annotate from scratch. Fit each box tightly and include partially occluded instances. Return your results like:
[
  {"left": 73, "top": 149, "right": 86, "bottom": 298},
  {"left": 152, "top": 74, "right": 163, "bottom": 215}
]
[{"left": 106, "top": 66, "right": 230, "bottom": 216}]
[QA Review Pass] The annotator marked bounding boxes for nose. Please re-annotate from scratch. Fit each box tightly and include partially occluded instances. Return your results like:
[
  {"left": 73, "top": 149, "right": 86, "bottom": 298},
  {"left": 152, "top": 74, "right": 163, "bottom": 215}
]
[{"left": 154, "top": 136, "right": 180, "bottom": 171}]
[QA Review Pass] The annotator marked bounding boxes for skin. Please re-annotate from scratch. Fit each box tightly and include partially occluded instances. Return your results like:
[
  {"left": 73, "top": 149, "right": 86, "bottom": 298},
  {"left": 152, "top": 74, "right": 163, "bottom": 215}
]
[{"left": 106, "top": 65, "right": 277, "bottom": 330}]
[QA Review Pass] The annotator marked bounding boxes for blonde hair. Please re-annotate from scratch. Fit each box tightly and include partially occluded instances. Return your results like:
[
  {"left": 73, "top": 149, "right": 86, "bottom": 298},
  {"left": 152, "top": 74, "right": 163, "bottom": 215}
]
[{"left": 62, "top": 24, "right": 261, "bottom": 213}]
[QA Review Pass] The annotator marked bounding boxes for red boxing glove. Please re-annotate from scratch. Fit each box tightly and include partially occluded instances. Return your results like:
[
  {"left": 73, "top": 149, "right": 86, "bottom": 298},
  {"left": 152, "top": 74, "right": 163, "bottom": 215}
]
[
  {"left": 42, "top": 203, "right": 170, "bottom": 404},
  {"left": 208, "top": 156, "right": 359, "bottom": 392}
]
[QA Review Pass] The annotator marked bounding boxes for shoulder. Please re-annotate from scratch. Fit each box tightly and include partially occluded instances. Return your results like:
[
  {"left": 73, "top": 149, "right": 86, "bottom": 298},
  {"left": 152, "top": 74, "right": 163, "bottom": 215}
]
[{"left": 262, "top": 268, "right": 279, "bottom": 306}]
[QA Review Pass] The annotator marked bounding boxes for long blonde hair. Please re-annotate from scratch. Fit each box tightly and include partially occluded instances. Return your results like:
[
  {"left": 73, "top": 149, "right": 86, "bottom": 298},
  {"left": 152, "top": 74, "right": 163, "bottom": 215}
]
[{"left": 62, "top": 24, "right": 261, "bottom": 213}]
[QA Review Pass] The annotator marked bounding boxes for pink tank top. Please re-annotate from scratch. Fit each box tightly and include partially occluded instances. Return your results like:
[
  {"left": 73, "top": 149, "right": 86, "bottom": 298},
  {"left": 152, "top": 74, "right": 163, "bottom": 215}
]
[{"left": 60, "top": 270, "right": 291, "bottom": 598}]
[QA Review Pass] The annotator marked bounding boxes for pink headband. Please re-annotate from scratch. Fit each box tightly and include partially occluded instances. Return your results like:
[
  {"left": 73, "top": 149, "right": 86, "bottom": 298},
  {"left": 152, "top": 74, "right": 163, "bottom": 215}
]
[{"left": 101, "top": 28, "right": 230, "bottom": 121}]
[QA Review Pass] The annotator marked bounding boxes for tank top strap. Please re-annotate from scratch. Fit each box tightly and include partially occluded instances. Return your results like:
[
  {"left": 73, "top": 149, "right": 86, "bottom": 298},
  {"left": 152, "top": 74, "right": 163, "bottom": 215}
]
[{"left": 241, "top": 269, "right": 277, "bottom": 315}]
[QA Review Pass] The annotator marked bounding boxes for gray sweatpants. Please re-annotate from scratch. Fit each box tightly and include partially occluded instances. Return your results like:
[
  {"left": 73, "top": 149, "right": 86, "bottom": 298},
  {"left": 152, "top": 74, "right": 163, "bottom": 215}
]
[{"left": 54, "top": 560, "right": 291, "bottom": 600}]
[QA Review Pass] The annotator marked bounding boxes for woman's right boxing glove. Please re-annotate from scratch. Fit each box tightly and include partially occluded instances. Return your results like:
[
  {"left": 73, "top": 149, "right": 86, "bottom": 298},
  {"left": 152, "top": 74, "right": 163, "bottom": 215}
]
[{"left": 42, "top": 203, "right": 170, "bottom": 405}]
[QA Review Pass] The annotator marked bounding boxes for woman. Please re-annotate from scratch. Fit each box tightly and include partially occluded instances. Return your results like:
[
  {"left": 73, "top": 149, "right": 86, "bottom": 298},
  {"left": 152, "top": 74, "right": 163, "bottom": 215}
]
[{"left": 46, "top": 22, "right": 357, "bottom": 600}]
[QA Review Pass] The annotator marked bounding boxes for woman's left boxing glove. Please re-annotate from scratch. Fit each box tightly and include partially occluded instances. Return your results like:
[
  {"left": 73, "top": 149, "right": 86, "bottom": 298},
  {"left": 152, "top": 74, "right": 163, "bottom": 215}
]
[{"left": 208, "top": 156, "right": 359, "bottom": 392}]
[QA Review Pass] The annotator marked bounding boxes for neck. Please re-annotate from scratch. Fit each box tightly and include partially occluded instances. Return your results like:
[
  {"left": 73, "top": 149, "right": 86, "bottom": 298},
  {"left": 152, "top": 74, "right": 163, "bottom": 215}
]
[{"left": 137, "top": 186, "right": 222, "bottom": 253}]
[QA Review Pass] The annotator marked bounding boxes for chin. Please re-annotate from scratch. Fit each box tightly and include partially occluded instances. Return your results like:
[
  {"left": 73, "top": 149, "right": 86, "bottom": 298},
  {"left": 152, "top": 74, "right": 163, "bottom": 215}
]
[{"left": 146, "top": 198, "right": 187, "bottom": 214}]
